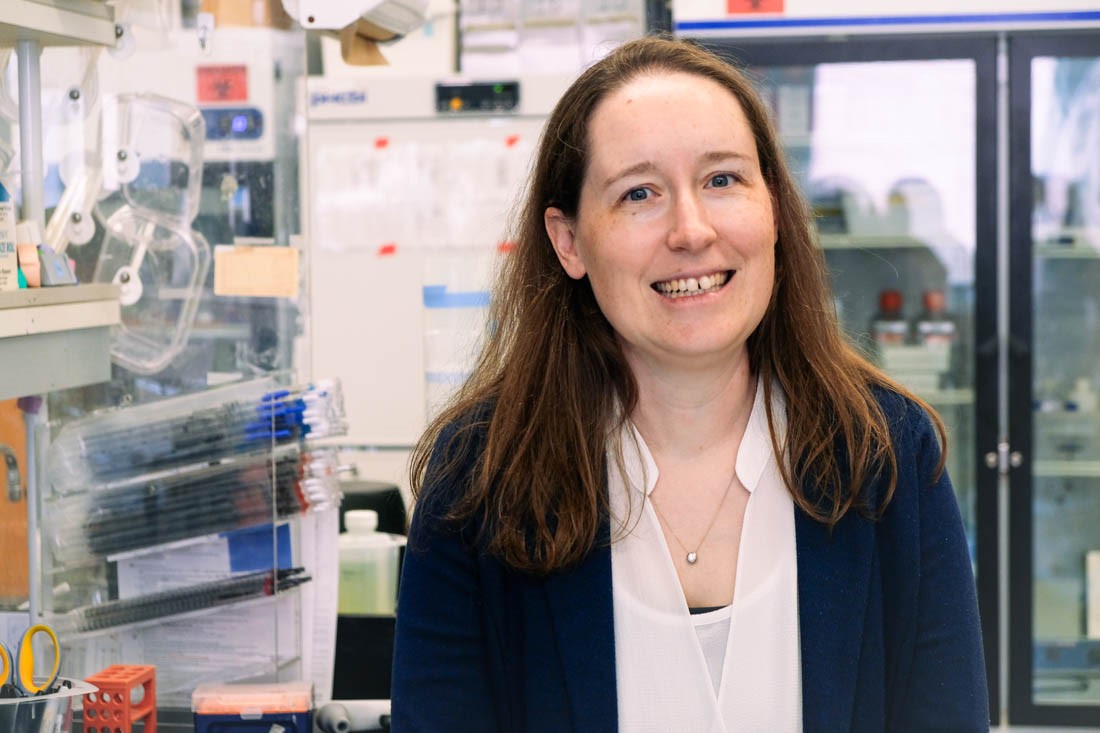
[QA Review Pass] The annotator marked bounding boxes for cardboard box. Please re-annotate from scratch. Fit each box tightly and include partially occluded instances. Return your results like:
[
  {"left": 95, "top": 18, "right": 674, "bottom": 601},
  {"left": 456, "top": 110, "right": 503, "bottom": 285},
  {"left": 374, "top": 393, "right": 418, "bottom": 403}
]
[
  {"left": 200, "top": 0, "right": 293, "bottom": 29},
  {"left": 339, "top": 19, "right": 391, "bottom": 65}
]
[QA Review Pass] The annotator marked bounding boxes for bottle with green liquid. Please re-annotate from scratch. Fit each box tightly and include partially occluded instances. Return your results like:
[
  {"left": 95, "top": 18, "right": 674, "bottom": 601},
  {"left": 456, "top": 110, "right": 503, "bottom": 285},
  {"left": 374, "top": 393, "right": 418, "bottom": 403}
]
[{"left": 338, "top": 510, "right": 404, "bottom": 616}]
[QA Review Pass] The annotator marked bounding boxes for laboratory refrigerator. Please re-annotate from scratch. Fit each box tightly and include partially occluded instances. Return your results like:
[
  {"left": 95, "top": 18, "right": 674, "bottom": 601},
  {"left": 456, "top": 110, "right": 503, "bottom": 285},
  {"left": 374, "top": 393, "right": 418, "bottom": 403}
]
[
  {"left": 700, "top": 28, "right": 1100, "bottom": 726},
  {"left": 1007, "top": 31, "right": 1100, "bottom": 727}
]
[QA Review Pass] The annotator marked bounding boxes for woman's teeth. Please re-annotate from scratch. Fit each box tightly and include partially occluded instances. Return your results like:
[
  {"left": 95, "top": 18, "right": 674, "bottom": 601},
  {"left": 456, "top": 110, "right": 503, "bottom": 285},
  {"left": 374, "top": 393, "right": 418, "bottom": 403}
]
[{"left": 654, "top": 271, "right": 731, "bottom": 298}]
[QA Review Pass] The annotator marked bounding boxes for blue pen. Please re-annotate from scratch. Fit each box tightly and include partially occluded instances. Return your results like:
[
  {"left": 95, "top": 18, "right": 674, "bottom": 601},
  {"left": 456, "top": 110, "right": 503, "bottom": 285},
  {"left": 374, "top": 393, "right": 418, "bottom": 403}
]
[
  {"left": 253, "top": 406, "right": 306, "bottom": 424},
  {"left": 244, "top": 428, "right": 294, "bottom": 442}
]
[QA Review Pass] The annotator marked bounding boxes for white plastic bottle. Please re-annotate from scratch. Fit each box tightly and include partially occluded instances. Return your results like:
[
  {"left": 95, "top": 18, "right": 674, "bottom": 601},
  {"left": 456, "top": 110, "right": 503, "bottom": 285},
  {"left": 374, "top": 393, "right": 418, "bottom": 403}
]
[
  {"left": 338, "top": 510, "right": 402, "bottom": 616},
  {"left": 1068, "top": 378, "right": 1098, "bottom": 412}
]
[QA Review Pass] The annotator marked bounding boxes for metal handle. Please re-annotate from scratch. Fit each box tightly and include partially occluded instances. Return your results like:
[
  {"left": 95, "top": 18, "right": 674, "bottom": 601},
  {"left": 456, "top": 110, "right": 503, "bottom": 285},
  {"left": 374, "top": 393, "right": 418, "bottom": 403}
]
[{"left": 985, "top": 443, "right": 1024, "bottom": 474}]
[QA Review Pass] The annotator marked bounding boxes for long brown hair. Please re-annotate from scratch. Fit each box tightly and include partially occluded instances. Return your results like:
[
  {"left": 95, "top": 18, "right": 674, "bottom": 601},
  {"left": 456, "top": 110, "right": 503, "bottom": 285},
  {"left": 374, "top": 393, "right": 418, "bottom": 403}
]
[{"left": 410, "top": 35, "right": 946, "bottom": 575}]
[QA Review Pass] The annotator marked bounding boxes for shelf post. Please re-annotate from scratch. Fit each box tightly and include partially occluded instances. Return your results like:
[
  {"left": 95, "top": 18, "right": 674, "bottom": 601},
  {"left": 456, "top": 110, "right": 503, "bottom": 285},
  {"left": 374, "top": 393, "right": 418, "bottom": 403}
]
[
  {"left": 16, "top": 38, "right": 45, "bottom": 623},
  {"left": 16, "top": 38, "right": 45, "bottom": 229}
]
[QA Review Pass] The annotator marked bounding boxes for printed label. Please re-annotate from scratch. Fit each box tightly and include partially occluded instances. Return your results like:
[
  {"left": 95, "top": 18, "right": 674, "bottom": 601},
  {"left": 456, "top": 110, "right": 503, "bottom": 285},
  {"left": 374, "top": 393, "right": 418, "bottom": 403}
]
[
  {"left": 727, "top": 0, "right": 784, "bottom": 13},
  {"left": 0, "top": 183, "right": 18, "bottom": 291},
  {"left": 197, "top": 65, "right": 248, "bottom": 103}
]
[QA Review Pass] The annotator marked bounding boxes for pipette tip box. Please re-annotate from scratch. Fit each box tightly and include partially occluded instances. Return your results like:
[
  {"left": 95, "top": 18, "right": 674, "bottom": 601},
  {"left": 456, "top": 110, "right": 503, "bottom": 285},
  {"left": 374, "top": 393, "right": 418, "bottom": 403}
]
[{"left": 192, "top": 680, "right": 313, "bottom": 732}]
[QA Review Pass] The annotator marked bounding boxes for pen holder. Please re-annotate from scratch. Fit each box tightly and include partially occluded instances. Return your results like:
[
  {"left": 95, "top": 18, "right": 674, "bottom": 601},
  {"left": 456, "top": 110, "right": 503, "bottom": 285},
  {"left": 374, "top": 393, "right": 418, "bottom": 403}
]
[{"left": 0, "top": 678, "right": 96, "bottom": 733}]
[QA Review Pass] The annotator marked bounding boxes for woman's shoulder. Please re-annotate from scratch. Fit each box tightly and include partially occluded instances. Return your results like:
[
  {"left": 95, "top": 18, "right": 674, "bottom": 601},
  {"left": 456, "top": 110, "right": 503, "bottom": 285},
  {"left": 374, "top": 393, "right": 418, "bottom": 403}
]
[
  {"left": 838, "top": 383, "right": 943, "bottom": 517},
  {"left": 429, "top": 400, "right": 495, "bottom": 461},
  {"left": 869, "top": 384, "right": 938, "bottom": 451},
  {"left": 415, "top": 401, "right": 496, "bottom": 520},
  {"left": 866, "top": 385, "right": 946, "bottom": 516}
]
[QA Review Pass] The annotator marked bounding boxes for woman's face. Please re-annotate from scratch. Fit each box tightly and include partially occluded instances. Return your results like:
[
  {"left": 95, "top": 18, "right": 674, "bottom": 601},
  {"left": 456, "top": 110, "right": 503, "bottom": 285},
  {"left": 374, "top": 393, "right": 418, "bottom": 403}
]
[{"left": 546, "top": 71, "right": 777, "bottom": 374}]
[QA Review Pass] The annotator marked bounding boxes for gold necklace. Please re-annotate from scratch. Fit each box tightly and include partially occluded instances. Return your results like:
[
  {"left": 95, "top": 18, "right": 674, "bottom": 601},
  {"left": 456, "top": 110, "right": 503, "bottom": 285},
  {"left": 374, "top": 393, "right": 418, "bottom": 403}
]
[{"left": 651, "top": 469, "right": 738, "bottom": 565}]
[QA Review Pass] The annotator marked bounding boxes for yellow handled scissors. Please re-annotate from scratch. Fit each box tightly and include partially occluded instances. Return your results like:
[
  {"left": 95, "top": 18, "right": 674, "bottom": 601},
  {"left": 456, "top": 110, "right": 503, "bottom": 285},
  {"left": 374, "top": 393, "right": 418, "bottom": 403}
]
[{"left": 0, "top": 624, "right": 60, "bottom": 696}]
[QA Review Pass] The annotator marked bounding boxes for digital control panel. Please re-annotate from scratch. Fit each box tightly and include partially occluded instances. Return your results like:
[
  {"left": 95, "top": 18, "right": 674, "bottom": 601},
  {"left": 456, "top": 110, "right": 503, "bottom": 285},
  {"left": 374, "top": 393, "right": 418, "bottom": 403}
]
[
  {"left": 435, "top": 81, "right": 520, "bottom": 114},
  {"left": 201, "top": 107, "right": 265, "bottom": 141}
]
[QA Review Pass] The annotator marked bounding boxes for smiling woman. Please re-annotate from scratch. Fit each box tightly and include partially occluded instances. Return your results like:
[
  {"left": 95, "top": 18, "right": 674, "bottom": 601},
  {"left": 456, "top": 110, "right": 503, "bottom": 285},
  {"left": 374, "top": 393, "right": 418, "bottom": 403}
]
[
  {"left": 392, "top": 35, "right": 989, "bottom": 733},
  {"left": 545, "top": 70, "right": 776, "bottom": 375}
]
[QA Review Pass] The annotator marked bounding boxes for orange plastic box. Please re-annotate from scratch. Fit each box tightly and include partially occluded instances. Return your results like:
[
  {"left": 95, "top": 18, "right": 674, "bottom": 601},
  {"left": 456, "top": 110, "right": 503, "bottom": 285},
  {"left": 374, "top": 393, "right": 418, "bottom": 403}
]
[{"left": 84, "top": 664, "right": 156, "bottom": 733}]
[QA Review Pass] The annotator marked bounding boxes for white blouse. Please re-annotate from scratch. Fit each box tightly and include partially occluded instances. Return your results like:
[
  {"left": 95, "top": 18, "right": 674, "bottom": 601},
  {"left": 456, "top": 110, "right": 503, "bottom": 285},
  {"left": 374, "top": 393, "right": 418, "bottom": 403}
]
[{"left": 609, "top": 381, "right": 802, "bottom": 732}]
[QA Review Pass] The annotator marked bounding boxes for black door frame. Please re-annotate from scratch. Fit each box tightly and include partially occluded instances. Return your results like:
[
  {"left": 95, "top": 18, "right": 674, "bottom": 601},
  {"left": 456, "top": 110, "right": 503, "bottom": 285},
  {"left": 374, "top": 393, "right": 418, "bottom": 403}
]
[{"left": 1008, "top": 30, "right": 1100, "bottom": 727}]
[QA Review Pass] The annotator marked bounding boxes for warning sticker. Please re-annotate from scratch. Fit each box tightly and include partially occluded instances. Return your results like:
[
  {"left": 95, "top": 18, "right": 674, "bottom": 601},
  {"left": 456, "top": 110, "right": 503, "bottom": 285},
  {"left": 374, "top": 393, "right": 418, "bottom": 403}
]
[
  {"left": 727, "top": 0, "right": 784, "bottom": 12},
  {"left": 197, "top": 65, "right": 248, "bottom": 103}
]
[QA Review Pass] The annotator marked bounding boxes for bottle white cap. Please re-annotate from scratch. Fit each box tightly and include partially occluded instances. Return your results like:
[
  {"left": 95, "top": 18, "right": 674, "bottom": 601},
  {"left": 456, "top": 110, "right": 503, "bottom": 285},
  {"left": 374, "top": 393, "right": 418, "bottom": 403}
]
[
  {"left": 15, "top": 220, "right": 42, "bottom": 246},
  {"left": 345, "top": 509, "right": 379, "bottom": 533}
]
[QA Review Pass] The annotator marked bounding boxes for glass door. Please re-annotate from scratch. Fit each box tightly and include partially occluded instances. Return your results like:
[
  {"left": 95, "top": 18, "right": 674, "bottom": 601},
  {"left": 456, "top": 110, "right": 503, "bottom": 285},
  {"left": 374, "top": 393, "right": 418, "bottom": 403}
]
[
  {"left": 706, "top": 35, "right": 1000, "bottom": 718},
  {"left": 1009, "top": 31, "right": 1100, "bottom": 726}
]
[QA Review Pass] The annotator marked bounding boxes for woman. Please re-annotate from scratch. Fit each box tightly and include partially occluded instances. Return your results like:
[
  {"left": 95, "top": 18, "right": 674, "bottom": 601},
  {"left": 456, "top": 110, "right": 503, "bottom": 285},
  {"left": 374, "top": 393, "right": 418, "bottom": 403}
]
[{"left": 391, "top": 36, "right": 987, "bottom": 732}]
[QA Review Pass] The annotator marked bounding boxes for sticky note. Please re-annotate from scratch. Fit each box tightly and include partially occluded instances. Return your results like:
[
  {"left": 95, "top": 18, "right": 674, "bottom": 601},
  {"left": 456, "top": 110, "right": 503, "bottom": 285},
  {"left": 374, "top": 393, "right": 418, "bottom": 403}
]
[{"left": 213, "top": 245, "right": 299, "bottom": 298}]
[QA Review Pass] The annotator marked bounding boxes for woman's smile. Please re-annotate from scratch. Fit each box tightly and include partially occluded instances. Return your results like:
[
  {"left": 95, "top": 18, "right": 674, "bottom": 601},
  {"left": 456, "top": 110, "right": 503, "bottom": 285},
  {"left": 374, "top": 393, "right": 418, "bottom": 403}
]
[{"left": 652, "top": 270, "right": 733, "bottom": 298}]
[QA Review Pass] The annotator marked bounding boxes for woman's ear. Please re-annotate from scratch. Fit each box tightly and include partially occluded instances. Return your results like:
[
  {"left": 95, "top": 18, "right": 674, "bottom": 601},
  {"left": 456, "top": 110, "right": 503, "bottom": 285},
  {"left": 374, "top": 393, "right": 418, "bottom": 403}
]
[{"left": 545, "top": 207, "right": 587, "bottom": 280}]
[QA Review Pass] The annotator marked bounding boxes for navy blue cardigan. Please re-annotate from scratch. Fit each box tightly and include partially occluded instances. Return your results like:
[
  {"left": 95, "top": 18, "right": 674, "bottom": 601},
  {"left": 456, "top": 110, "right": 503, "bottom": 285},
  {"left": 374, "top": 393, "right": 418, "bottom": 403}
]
[{"left": 391, "top": 393, "right": 989, "bottom": 731}]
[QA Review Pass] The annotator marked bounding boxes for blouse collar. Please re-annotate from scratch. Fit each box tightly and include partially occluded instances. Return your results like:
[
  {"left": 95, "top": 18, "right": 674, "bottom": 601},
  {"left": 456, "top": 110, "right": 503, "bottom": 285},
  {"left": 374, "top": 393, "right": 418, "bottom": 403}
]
[{"left": 618, "top": 377, "right": 786, "bottom": 499}]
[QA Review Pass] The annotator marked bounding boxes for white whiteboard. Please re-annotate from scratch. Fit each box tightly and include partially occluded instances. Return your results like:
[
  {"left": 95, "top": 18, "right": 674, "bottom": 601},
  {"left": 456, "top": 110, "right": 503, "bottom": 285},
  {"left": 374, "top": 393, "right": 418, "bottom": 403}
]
[{"left": 305, "top": 115, "right": 547, "bottom": 460}]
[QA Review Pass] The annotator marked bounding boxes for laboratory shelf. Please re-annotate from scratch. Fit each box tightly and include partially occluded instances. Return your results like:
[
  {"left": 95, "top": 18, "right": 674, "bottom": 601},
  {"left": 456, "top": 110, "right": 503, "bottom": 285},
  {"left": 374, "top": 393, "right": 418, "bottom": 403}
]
[
  {"left": 0, "top": 283, "right": 120, "bottom": 400},
  {"left": 1033, "top": 227, "right": 1100, "bottom": 257},
  {"left": 917, "top": 388, "right": 975, "bottom": 406},
  {"left": 1034, "top": 637, "right": 1100, "bottom": 674},
  {"left": 1034, "top": 244, "right": 1100, "bottom": 260},
  {"left": 818, "top": 233, "right": 929, "bottom": 250},
  {"left": 0, "top": 0, "right": 117, "bottom": 47},
  {"left": 1033, "top": 460, "right": 1100, "bottom": 479}
]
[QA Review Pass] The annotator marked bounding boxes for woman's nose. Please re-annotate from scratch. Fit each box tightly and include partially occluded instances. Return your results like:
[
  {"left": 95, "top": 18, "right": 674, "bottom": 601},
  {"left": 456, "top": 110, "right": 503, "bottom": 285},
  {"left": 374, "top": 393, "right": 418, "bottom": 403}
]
[{"left": 666, "top": 194, "right": 717, "bottom": 251}]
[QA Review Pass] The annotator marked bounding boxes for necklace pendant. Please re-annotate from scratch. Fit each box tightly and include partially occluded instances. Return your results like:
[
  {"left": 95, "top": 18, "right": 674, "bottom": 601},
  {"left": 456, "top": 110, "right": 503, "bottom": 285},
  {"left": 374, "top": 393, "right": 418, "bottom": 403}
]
[{"left": 686, "top": 551, "right": 698, "bottom": 565}]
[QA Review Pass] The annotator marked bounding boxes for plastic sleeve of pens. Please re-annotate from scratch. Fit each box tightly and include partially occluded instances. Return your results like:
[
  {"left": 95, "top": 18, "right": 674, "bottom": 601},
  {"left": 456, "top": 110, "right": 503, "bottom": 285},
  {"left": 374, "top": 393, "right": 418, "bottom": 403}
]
[
  {"left": 45, "top": 456, "right": 343, "bottom": 569},
  {"left": 47, "top": 378, "right": 348, "bottom": 492},
  {"left": 42, "top": 447, "right": 345, "bottom": 566},
  {"left": 55, "top": 569, "right": 312, "bottom": 633}
]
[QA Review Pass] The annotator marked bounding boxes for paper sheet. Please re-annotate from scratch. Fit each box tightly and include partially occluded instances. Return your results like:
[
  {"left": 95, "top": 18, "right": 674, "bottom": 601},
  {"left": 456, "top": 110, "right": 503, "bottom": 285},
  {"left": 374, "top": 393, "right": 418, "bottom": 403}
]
[
  {"left": 214, "top": 245, "right": 301, "bottom": 298},
  {"left": 299, "top": 506, "right": 340, "bottom": 703}
]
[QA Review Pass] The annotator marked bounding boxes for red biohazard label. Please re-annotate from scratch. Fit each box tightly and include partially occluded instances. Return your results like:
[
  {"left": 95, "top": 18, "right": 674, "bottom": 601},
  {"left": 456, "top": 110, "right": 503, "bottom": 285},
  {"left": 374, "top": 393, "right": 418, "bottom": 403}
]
[{"left": 197, "top": 65, "right": 248, "bottom": 103}]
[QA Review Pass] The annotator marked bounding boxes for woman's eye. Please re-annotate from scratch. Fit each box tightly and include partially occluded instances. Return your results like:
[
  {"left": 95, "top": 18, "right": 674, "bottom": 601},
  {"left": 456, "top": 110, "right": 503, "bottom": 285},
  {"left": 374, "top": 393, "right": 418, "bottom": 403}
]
[
  {"left": 710, "top": 173, "right": 733, "bottom": 188},
  {"left": 625, "top": 187, "right": 650, "bottom": 202}
]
